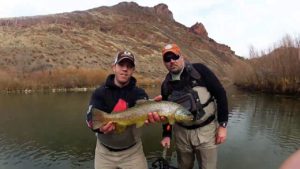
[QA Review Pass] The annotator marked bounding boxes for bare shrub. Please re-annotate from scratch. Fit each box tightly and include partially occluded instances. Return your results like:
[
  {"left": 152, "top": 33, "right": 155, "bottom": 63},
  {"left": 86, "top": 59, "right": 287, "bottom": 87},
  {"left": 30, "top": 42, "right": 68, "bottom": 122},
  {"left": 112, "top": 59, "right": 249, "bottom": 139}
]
[{"left": 233, "top": 35, "right": 300, "bottom": 94}]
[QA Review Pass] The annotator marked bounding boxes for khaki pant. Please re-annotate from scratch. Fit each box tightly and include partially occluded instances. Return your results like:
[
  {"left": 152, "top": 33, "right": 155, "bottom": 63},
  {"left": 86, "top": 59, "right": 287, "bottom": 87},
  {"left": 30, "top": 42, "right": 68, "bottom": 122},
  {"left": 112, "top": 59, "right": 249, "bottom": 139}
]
[
  {"left": 94, "top": 139, "right": 148, "bottom": 169},
  {"left": 174, "top": 121, "right": 218, "bottom": 169}
]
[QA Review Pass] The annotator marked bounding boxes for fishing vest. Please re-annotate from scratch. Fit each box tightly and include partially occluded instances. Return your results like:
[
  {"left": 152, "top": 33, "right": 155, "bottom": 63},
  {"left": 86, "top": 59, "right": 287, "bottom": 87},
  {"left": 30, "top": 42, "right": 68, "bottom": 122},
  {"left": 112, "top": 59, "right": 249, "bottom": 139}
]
[{"left": 162, "top": 62, "right": 217, "bottom": 126}]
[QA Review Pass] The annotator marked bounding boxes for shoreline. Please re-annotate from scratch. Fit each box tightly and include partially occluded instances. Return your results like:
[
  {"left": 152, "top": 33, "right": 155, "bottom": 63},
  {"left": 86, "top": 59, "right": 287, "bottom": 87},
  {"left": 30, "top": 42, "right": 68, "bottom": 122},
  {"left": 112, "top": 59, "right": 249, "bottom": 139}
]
[
  {"left": 1, "top": 85, "right": 299, "bottom": 97},
  {"left": 234, "top": 85, "right": 300, "bottom": 97},
  {"left": 0, "top": 87, "right": 96, "bottom": 94},
  {"left": 0, "top": 83, "right": 161, "bottom": 94}
]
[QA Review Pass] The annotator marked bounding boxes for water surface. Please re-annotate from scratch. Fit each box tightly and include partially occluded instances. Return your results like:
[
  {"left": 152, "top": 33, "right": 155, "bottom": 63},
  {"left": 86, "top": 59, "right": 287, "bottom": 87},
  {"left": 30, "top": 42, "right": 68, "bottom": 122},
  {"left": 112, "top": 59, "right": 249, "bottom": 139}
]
[{"left": 0, "top": 88, "right": 299, "bottom": 169}]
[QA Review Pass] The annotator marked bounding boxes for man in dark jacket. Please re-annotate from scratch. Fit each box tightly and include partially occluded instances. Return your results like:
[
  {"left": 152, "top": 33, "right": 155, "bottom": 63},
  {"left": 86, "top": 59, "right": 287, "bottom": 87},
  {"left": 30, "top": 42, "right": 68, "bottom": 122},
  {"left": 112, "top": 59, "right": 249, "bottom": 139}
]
[
  {"left": 86, "top": 51, "right": 161, "bottom": 169},
  {"left": 159, "top": 44, "right": 229, "bottom": 169}
]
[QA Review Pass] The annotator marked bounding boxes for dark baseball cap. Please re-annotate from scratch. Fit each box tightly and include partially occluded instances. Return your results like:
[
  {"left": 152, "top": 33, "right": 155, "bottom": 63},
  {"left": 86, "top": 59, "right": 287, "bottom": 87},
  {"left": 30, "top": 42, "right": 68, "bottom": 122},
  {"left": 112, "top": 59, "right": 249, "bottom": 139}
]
[{"left": 114, "top": 51, "right": 135, "bottom": 66}]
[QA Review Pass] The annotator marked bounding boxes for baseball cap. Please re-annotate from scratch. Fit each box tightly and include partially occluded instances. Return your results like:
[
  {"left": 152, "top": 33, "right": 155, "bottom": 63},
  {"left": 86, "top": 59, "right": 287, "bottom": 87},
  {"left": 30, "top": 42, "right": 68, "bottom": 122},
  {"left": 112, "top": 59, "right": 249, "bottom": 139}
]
[
  {"left": 162, "top": 44, "right": 181, "bottom": 57},
  {"left": 114, "top": 51, "right": 135, "bottom": 66}
]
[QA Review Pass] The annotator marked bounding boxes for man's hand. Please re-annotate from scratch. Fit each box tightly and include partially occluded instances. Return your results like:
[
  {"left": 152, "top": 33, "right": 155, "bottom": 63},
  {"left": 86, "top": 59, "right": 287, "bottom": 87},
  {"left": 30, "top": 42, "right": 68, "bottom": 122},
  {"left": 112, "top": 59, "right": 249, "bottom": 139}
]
[
  {"left": 153, "top": 95, "right": 162, "bottom": 101},
  {"left": 145, "top": 112, "right": 166, "bottom": 124},
  {"left": 99, "top": 121, "right": 115, "bottom": 134},
  {"left": 161, "top": 137, "right": 171, "bottom": 148},
  {"left": 216, "top": 126, "right": 227, "bottom": 144},
  {"left": 280, "top": 149, "right": 300, "bottom": 169},
  {"left": 145, "top": 95, "right": 165, "bottom": 124}
]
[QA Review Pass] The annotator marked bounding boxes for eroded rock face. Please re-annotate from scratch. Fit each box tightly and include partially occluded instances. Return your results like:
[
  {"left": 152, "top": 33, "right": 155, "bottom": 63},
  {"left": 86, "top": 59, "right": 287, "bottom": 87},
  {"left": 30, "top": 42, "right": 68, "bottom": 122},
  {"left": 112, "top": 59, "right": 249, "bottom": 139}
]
[
  {"left": 190, "top": 22, "right": 208, "bottom": 38},
  {"left": 189, "top": 22, "right": 234, "bottom": 55},
  {"left": 153, "top": 4, "right": 174, "bottom": 20}
]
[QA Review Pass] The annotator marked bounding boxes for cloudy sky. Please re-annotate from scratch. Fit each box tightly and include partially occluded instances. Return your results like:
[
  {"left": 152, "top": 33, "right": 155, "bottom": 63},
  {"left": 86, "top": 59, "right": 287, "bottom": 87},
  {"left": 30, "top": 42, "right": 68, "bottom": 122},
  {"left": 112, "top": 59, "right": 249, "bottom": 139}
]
[{"left": 0, "top": 0, "right": 299, "bottom": 57}]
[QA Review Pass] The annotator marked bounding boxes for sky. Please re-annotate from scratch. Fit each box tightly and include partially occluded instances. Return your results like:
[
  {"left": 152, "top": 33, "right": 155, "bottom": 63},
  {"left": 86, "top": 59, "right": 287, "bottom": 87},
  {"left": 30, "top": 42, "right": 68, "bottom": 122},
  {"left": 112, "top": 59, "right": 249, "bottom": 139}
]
[{"left": 0, "top": 0, "right": 299, "bottom": 58}]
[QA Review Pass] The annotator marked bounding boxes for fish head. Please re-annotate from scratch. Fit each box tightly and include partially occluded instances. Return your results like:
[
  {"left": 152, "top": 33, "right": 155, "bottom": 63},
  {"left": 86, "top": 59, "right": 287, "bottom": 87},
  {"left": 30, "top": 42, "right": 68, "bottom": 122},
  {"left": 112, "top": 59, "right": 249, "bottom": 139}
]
[{"left": 174, "top": 107, "right": 194, "bottom": 122}]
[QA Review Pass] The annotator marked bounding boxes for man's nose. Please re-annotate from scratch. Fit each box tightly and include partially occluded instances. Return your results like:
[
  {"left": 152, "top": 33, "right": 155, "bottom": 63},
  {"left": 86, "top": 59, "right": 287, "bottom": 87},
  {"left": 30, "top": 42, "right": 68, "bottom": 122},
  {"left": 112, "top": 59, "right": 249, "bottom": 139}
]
[
  {"left": 170, "top": 59, "right": 177, "bottom": 63},
  {"left": 121, "top": 65, "right": 129, "bottom": 70}
]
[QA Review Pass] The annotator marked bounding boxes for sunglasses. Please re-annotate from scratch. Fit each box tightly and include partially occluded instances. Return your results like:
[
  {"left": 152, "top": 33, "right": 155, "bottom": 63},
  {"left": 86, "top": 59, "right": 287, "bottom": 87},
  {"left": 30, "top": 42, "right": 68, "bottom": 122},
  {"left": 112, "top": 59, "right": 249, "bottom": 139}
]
[{"left": 163, "top": 54, "right": 180, "bottom": 62}]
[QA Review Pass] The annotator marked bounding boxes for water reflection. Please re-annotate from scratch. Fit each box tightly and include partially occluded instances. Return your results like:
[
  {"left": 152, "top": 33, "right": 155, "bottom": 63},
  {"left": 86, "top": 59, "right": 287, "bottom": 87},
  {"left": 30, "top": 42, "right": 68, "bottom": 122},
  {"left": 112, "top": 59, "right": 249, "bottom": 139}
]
[
  {"left": 0, "top": 93, "right": 94, "bottom": 169},
  {"left": 220, "top": 89, "right": 300, "bottom": 169},
  {"left": 0, "top": 88, "right": 299, "bottom": 169}
]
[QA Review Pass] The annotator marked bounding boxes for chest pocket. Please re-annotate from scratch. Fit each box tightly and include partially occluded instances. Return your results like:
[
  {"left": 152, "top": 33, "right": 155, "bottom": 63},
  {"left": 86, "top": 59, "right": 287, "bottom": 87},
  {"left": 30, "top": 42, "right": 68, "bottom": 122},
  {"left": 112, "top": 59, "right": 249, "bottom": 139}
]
[{"left": 167, "top": 89, "right": 205, "bottom": 121}]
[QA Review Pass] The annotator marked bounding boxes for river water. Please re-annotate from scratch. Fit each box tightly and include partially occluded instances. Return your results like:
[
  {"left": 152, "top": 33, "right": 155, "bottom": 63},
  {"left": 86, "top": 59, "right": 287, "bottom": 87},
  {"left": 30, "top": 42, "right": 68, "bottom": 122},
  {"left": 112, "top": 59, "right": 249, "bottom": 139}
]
[{"left": 0, "top": 87, "right": 299, "bottom": 169}]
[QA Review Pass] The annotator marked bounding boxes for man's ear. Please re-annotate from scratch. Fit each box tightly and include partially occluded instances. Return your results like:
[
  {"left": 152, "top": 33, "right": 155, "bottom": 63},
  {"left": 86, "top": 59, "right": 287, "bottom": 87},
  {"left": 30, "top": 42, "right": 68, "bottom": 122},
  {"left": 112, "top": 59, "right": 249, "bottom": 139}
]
[
  {"left": 112, "top": 64, "right": 116, "bottom": 72},
  {"left": 180, "top": 55, "right": 185, "bottom": 60}
]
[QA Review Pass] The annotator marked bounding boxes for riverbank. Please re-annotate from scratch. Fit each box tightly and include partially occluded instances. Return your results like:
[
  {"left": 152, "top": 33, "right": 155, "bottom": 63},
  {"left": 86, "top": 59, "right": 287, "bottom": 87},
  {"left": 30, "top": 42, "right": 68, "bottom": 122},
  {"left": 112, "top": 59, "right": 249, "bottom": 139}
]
[
  {"left": 234, "top": 84, "right": 300, "bottom": 96},
  {"left": 233, "top": 35, "right": 300, "bottom": 95},
  {"left": 0, "top": 67, "right": 162, "bottom": 94},
  {"left": 0, "top": 84, "right": 161, "bottom": 94}
]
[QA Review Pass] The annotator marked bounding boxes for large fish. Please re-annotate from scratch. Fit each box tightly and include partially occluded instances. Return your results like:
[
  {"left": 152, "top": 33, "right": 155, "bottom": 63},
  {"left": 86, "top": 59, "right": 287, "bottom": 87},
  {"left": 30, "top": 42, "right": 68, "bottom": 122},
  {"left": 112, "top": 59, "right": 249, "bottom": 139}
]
[{"left": 92, "top": 101, "right": 193, "bottom": 133}]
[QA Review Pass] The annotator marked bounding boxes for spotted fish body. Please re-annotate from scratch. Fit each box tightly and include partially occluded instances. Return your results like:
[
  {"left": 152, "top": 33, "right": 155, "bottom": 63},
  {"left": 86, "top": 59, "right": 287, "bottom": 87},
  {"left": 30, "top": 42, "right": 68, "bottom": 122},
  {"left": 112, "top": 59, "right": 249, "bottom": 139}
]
[{"left": 92, "top": 101, "right": 193, "bottom": 132}]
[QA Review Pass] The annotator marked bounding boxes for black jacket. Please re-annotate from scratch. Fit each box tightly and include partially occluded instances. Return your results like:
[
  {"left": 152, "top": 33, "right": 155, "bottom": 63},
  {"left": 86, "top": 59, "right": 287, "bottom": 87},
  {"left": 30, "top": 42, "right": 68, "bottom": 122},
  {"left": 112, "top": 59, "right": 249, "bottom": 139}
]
[{"left": 86, "top": 74, "right": 148, "bottom": 131}]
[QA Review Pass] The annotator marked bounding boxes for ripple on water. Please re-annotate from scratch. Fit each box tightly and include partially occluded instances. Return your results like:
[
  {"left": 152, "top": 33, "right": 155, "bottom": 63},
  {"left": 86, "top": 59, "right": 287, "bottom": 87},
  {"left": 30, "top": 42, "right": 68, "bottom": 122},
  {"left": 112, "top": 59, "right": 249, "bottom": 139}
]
[
  {"left": 278, "top": 133, "right": 300, "bottom": 151},
  {"left": 0, "top": 136, "right": 78, "bottom": 168}
]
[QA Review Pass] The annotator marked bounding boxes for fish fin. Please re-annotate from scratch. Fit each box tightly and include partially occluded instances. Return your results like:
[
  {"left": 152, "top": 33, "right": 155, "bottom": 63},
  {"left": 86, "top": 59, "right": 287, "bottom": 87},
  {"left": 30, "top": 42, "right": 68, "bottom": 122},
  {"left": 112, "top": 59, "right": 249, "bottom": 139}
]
[
  {"left": 92, "top": 108, "right": 108, "bottom": 130},
  {"left": 135, "top": 99, "right": 148, "bottom": 105},
  {"left": 115, "top": 124, "right": 126, "bottom": 133},
  {"left": 136, "top": 121, "right": 145, "bottom": 128}
]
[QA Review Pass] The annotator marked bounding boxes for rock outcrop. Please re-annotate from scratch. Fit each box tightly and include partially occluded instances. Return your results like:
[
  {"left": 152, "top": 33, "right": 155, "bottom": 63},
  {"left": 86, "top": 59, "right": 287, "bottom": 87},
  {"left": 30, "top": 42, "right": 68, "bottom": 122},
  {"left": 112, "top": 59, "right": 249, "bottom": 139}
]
[
  {"left": 190, "top": 22, "right": 208, "bottom": 38},
  {"left": 153, "top": 4, "right": 173, "bottom": 20}
]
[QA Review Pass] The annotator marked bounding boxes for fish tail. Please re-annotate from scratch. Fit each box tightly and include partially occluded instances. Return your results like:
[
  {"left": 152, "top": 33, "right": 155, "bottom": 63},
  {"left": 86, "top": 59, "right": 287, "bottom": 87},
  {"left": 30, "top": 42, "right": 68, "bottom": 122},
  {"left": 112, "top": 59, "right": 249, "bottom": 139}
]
[{"left": 92, "top": 108, "right": 108, "bottom": 130}]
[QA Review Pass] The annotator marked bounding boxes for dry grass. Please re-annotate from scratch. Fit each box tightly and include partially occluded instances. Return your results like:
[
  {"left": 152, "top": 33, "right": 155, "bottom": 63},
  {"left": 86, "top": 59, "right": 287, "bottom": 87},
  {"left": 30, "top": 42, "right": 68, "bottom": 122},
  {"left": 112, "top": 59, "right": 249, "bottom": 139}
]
[
  {"left": 135, "top": 74, "right": 162, "bottom": 87},
  {"left": 0, "top": 68, "right": 108, "bottom": 91},
  {"left": 0, "top": 67, "right": 164, "bottom": 92},
  {"left": 233, "top": 35, "right": 300, "bottom": 94}
]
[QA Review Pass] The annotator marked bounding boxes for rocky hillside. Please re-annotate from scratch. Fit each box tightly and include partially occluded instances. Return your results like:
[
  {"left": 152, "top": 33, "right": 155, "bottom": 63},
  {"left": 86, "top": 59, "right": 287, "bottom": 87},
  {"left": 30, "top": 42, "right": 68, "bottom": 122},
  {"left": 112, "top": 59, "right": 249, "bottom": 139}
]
[{"left": 0, "top": 2, "right": 243, "bottom": 88}]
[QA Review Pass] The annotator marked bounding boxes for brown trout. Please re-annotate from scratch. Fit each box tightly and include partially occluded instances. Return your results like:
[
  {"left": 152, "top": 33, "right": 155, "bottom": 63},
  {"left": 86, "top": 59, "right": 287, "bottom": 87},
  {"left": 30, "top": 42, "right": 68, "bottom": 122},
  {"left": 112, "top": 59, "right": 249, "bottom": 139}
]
[{"left": 92, "top": 101, "right": 193, "bottom": 132}]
